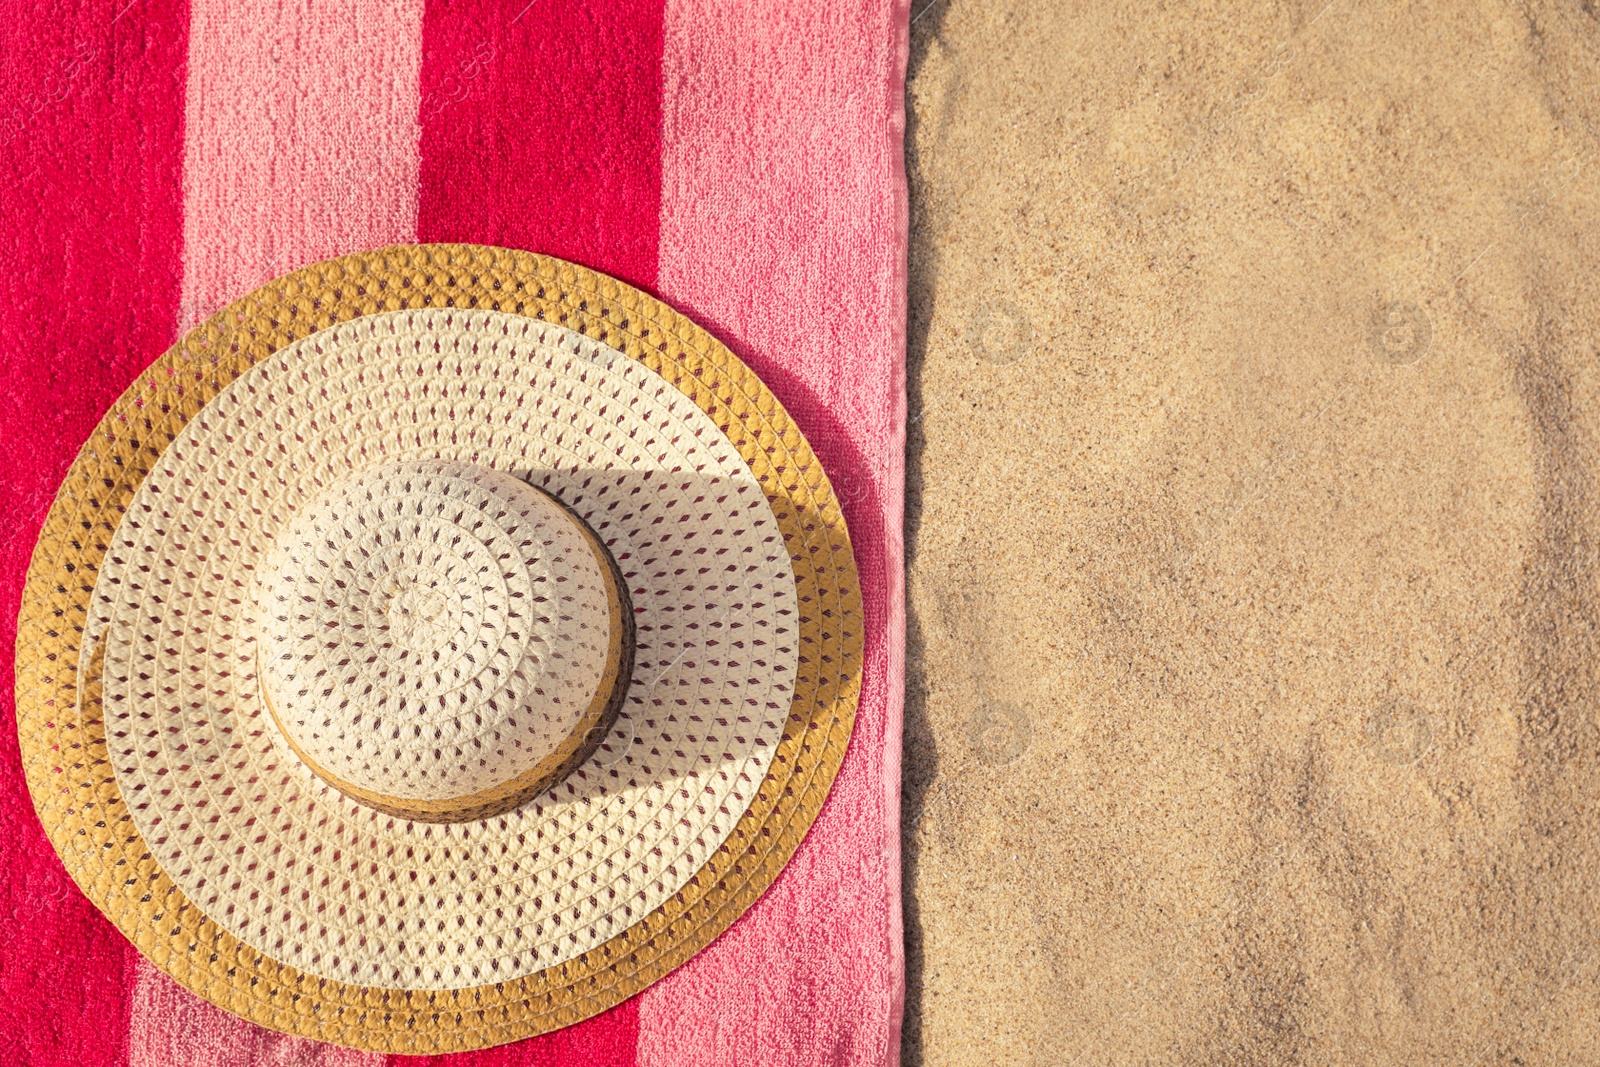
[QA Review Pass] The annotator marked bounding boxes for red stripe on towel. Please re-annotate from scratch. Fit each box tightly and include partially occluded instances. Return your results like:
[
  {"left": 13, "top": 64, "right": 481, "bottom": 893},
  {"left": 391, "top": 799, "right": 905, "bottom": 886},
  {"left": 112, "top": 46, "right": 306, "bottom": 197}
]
[
  {"left": 0, "top": 2, "right": 191, "bottom": 1064},
  {"left": 416, "top": 0, "right": 666, "bottom": 294},
  {"left": 386, "top": 1015, "right": 640, "bottom": 1067},
  {"left": 406, "top": 0, "right": 669, "bottom": 1062}
]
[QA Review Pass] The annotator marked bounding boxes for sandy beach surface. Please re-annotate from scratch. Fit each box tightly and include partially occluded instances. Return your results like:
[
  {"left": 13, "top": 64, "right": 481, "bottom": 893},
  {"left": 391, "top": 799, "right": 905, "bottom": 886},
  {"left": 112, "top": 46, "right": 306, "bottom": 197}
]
[{"left": 902, "top": 1, "right": 1600, "bottom": 1063}]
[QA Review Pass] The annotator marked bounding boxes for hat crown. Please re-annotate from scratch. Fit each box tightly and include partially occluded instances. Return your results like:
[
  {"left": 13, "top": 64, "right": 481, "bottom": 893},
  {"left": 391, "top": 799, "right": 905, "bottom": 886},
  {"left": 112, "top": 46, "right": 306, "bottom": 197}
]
[{"left": 256, "top": 460, "right": 631, "bottom": 822}]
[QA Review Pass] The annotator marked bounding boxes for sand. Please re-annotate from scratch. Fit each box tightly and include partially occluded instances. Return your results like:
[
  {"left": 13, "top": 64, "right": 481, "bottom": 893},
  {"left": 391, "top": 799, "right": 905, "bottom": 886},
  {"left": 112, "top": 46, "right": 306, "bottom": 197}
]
[{"left": 901, "top": 1, "right": 1600, "bottom": 1063}]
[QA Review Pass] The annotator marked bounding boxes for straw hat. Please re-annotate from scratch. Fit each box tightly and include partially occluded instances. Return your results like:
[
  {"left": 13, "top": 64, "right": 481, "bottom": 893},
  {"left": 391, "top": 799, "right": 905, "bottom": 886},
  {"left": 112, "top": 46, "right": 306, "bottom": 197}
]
[{"left": 15, "top": 245, "right": 862, "bottom": 1053}]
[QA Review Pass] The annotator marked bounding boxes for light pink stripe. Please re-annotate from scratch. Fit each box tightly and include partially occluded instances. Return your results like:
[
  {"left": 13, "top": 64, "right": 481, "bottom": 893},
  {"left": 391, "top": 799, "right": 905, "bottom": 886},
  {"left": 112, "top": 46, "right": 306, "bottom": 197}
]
[
  {"left": 176, "top": 0, "right": 425, "bottom": 330},
  {"left": 640, "top": 0, "right": 909, "bottom": 1064},
  {"left": 130, "top": 971, "right": 382, "bottom": 1067},
  {"left": 133, "top": 0, "right": 424, "bottom": 1061}
]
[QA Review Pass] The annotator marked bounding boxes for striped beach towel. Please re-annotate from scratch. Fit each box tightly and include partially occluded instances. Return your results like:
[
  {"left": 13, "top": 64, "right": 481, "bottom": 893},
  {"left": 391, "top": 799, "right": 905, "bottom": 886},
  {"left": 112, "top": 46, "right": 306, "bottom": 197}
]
[{"left": 0, "top": 1, "right": 907, "bottom": 1063}]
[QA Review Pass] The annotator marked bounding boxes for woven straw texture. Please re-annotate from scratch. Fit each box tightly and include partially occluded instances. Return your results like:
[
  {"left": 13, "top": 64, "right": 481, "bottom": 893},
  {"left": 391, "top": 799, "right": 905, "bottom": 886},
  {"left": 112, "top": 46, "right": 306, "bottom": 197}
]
[
  {"left": 255, "top": 459, "right": 634, "bottom": 824},
  {"left": 14, "top": 244, "right": 862, "bottom": 1053},
  {"left": 93, "top": 304, "right": 796, "bottom": 989}
]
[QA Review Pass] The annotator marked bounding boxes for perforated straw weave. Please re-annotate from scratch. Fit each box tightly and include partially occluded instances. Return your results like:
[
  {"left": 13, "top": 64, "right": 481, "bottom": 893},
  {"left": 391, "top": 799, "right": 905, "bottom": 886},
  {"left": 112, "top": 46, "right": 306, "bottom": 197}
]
[
  {"left": 254, "top": 459, "right": 635, "bottom": 824},
  {"left": 14, "top": 245, "right": 863, "bottom": 1053}
]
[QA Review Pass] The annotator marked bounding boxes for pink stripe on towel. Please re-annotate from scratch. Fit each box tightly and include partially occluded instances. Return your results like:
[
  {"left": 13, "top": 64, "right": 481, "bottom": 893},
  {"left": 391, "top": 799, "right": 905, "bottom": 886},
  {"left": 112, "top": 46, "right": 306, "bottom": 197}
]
[
  {"left": 129, "top": 971, "right": 381, "bottom": 1067},
  {"left": 176, "top": 0, "right": 425, "bottom": 330},
  {"left": 128, "top": 0, "right": 426, "bottom": 1061},
  {"left": 0, "top": 1, "right": 190, "bottom": 1064},
  {"left": 639, "top": 0, "right": 910, "bottom": 1064}
]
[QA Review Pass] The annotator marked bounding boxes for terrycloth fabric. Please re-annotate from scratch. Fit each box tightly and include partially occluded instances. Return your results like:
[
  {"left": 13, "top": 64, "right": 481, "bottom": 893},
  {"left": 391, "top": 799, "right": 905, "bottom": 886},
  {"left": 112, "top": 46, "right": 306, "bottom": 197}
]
[{"left": 0, "top": 1, "right": 907, "bottom": 1065}]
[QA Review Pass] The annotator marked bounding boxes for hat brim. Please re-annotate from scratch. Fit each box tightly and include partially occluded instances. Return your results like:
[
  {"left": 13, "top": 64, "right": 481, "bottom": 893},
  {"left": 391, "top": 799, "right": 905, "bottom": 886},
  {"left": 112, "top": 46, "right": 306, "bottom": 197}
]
[{"left": 14, "top": 244, "right": 862, "bottom": 1052}]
